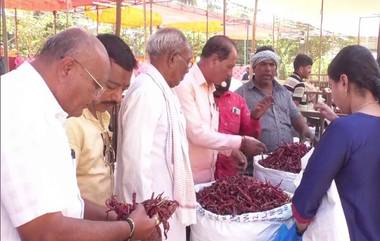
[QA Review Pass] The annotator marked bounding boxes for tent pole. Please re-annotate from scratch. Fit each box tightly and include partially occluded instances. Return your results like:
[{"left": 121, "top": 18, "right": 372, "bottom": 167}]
[
  {"left": 252, "top": 0, "right": 258, "bottom": 52},
  {"left": 1, "top": 2, "right": 9, "bottom": 73},
  {"left": 149, "top": 0, "right": 152, "bottom": 35},
  {"left": 223, "top": 0, "right": 226, "bottom": 35},
  {"left": 318, "top": 0, "right": 324, "bottom": 82},
  {"left": 206, "top": 0, "right": 209, "bottom": 39},
  {"left": 14, "top": 8, "right": 18, "bottom": 52},
  {"left": 96, "top": 5, "right": 99, "bottom": 34},
  {"left": 377, "top": 22, "right": 380, "bottom": 59},
  {"left": 53, "top": 11, "right": 57, "bottom": 34},
  {"left": 305, "top": 24, "right": 310, "bottom": 54},
  {"left": 357, "top": 17, "right": 362, "bottom": 44},
  {"left": 245, "top": 20, "right": 249, "bottom": 65},
  {"left": 115, "top": 0, "right": 121, "bottom": 37},
  {"left": 272, "top": 15, "right": 275, "bottom": 48},
  {"left": 143, "top": 0, "right": 147, "bottom": 60}
]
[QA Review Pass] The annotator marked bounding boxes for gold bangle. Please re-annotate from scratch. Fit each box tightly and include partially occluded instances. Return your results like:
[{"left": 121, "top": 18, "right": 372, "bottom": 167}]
[{"left": 125, "top": 217, "right": 135, "bottom": 240}]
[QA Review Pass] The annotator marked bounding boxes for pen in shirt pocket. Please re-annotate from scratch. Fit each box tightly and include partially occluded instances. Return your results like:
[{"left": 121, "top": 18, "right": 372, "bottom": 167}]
[{"left": 232, "top": 107, "right": 241, "bottom": 115}]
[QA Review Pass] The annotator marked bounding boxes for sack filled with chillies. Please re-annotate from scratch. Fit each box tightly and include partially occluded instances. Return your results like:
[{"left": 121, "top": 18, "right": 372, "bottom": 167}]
[
  {"left": 192, "top": 176, "right": 292, "bottom": 241},
  {"left": 106, "top": 193, "right": 179, "bottom": 241},
  {"left": 253, "top": 143, "right": 312, "bottom": 193},
  {"left": 196, "top": 175, "right": 290, "bottom": 215},
  {"left": 259, "top": 143, "right": 310, "bottom": 173}
]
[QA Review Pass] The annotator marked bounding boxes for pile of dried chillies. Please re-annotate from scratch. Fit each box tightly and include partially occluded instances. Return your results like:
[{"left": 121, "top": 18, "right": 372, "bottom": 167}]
[
  {"left": 196, "top": 176, "right": 290, "bottom": 215},
  {"left": 259, "top": 143, "right": 310, "bottom": 173},
  {"left": 106, "top": 193, "right": 179, "bottom": 240}
]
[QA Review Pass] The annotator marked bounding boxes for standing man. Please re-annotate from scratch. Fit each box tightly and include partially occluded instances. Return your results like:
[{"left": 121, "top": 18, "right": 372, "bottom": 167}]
[
  {"left": 65, "top": 34, "right": 137, "bottom": 206},
  {"left": 213, "top": 78, "right": 273, "bottom": 178},
  {"left": 235, "top": 48, "right": 313, "bottom": 152},
  {"left": 115, "top": 28, "right": 196, "bottom": 241},
  {"left": 175, "top": 35, "right": 266, "bottom": 184},
  {"left": 284, "top": 53, "right": 314, "bottom": 106},
  {"left": 1, "top": 28, "right": 156, "bottom": 241}
]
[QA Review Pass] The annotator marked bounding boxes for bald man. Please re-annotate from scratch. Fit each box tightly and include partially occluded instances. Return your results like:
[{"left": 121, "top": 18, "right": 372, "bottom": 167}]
[{"left": 1, "top": 28, "right": 156, "bottom": 241}]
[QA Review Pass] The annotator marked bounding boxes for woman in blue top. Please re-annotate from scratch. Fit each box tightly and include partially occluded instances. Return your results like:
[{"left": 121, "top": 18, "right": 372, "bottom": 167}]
[{"left": 292, "top": 45, "right": 380, "bottom": 241}]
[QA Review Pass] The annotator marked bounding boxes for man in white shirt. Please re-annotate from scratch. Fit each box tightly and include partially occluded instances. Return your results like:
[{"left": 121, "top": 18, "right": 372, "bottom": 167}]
[
  {"left": 175, "top": 35, "right": 266, "bottom": 184},
  {"left": 1, "top": 28, "right": 156, "bottom": 241},
  {"left": 115, "top": 28, "right": 197, "bottom": 241}
]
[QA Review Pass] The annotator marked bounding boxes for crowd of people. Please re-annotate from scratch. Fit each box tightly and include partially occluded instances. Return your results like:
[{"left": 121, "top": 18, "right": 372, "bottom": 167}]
[{"left": 1, "top": 27, "right": 380, "bottom": 241}]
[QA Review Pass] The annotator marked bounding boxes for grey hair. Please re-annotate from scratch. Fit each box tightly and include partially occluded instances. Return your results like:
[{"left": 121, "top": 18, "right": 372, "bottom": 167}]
[
  {"left": 38, "top": 28, "right": 94, "bottom": 60},
  {"left": 146, "top": 28, "right": 190, "bottom": 57}
]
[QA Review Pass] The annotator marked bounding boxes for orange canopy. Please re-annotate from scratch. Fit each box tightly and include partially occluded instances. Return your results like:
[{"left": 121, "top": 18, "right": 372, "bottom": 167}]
[{"left": 4, "top": 0, "right": 105, "bottom": 11}]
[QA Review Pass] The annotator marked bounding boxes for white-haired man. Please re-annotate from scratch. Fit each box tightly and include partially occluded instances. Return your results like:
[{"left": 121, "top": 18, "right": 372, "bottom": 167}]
[
  {"left": 235, "top": 47, "right": 313, "bottom": 152},
  {"left": 115, "top": 28, "right": 196, "bottom": 241}
]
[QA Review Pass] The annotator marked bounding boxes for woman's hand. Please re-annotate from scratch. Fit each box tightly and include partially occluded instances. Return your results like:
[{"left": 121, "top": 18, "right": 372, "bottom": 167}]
[{"left": 314, "top": 102, "right": 338, "bottom": 121}]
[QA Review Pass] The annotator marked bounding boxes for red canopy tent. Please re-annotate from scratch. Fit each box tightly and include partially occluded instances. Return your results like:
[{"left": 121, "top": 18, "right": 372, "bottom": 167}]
[
  {"left": 4, "top": 0, "right": 106, "bottom": 11},
  {"left": 1, "top": 0, "right": 120, "bottom": 73}
]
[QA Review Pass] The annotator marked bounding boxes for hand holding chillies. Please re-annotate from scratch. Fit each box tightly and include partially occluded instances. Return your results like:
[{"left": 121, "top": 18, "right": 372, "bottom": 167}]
[
  {"left": 106, "top": 193, "right": 179, "bottom": 240},
  {"left": 259, "top": 143, "right": 310, "bottom": 173},
  {"left": 196, "top": 176, "right": 290, "bottom": 215}
]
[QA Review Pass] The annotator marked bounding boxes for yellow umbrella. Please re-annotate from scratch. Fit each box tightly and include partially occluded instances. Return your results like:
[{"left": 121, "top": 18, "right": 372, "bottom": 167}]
[
  {"left": 165, "top": 20, "right": 223, "bottom": 33},
  {"left": 85, "top": 7, "right": 162, "bottom": 28}
]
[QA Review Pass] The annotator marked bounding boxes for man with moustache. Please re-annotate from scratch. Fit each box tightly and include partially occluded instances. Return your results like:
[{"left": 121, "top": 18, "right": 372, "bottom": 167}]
[
  {"left": 213, "top": 78, "right": 273, "bottom": 178},
  {"left": 65, "top": 33, "right": 137, "bottom": 206},
  {"left": 1, "top": 28, "right": 156, "bottom": 241},
  {"left": 175, "top": 35, "right": 266, "bottom": 184}
]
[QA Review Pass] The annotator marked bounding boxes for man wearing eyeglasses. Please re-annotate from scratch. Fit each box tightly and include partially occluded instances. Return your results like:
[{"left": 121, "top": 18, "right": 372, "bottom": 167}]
[
  {"left": 1, "top": 28, "right": 157, "bottom": 241},
  {"left": 65, "top": 34, "right": 136, "bottom": 208},
  {"left": 175, "top": 35, "right": 267, "bottom": 185},
  {"left": 115, "top": 28, "right": 196, "bottom": 241}
]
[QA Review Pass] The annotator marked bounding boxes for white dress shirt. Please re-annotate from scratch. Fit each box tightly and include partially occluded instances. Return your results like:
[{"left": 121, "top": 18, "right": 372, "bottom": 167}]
[
  {"left": 115, "top": 64, "right": 187, "bottom": 241},
  {"left": 1, "top": 63, "right": 84, "bottom": 241}
]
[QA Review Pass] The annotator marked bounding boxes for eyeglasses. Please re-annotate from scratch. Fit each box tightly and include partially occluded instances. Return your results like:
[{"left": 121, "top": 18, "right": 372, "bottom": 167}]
[
  {"left": 71, "top": 57, "right": 106, "bottom": 97},
  {"left": 177, "top": 54, "right": 193, "bottom": 69}
]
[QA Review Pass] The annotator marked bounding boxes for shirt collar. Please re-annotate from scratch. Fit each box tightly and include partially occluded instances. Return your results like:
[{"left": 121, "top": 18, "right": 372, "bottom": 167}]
[
  {"left": 82, "top": 108, "right": 110, "bottom": 130},
  {"left": 248, "top": 77, "right": 282, "bottom": 91},
  {"left": 23, "top": 62, "right": 68, "bottom": 124},
  {"left": 191, "top": 63, "right": 207, "bottom": 86},
  {"left": 144, "top": 63, "right": 172, "bottom": 90}
]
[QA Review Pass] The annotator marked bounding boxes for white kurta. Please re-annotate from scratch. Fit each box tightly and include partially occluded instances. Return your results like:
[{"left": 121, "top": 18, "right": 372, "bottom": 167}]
[{"left": 115, "top": 64, "right": 185, "bottom": 241}]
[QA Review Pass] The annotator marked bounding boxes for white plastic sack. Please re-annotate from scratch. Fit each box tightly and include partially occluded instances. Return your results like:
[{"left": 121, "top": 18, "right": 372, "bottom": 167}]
[
  {"left": 190, "top": 182, "right": 293, "bottom": 241},
  {"left": 253, "top": 155, "right": 298, "bottom": 193},
  {"left": 294, "top": 148, "right": 350, "bottom": 241}
]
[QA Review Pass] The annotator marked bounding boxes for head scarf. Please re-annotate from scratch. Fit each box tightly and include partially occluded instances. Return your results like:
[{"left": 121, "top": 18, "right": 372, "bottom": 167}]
[{"left": 250, "top": 50, "right": 280, "bottom": 68}]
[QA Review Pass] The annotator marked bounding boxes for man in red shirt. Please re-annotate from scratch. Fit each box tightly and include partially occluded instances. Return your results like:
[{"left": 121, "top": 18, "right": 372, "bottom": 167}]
[{"left": 214, "top": 79, "right": 272, "bottom": 178}]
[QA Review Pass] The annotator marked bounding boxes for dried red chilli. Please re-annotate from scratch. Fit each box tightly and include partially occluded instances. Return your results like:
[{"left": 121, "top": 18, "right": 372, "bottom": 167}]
[
  {"left": 106, "top": 193, "right": 179, "bottom": 240},
  {"left": 196, "top": 176, "right": 290, "bottom": 215},
  {"left": 259, "top": 143, "right": 310, "bottom": 173}
]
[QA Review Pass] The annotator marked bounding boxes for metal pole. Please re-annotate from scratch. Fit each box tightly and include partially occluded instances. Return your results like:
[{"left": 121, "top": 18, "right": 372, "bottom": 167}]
[
  {"left": 1, "top": 2, "right": 9, "bottom": 73},
  {"left": 53, "top": 10, "right": 57, "bottom": 34},
  {"left": 14, "top": 8, "right": 18, "bottom": 52},
  {"left": 149, "top": 0, "right": 153, "bottom": 35},
  {"left": 272, "top": 15, "right": 275, "bottom": 48},
  {"left": 206, "top": 0, "right": 209, "bottom": 39},
  {"left": 143, "top": 0, "right": 147, "bottom": 60},
  {"left": 115, "top": 0, "right": 122, "bottom": 37},
  {"left": 96, "top": 5, "right": 99, "bottom": 34},
  {"left": 377, "top": 22, "right": 380, "bottom": 59},
  {"left": 223, "top": 0, "right": 226, "bottom": 35},
  {"left": 244, "top": 20, "right": 249, "bottom": 65},
  {"left": 318, "top": 0, "right": 324, "bottom": 82},
  {"left": 252, "top": 0, "right": 258, "bottom": 52},
  {"left": 357, "top": 17, "right": 361, "bottom": 45},
  {"left": 305, "top": 24, "right": 310, "bottom": 54}
]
